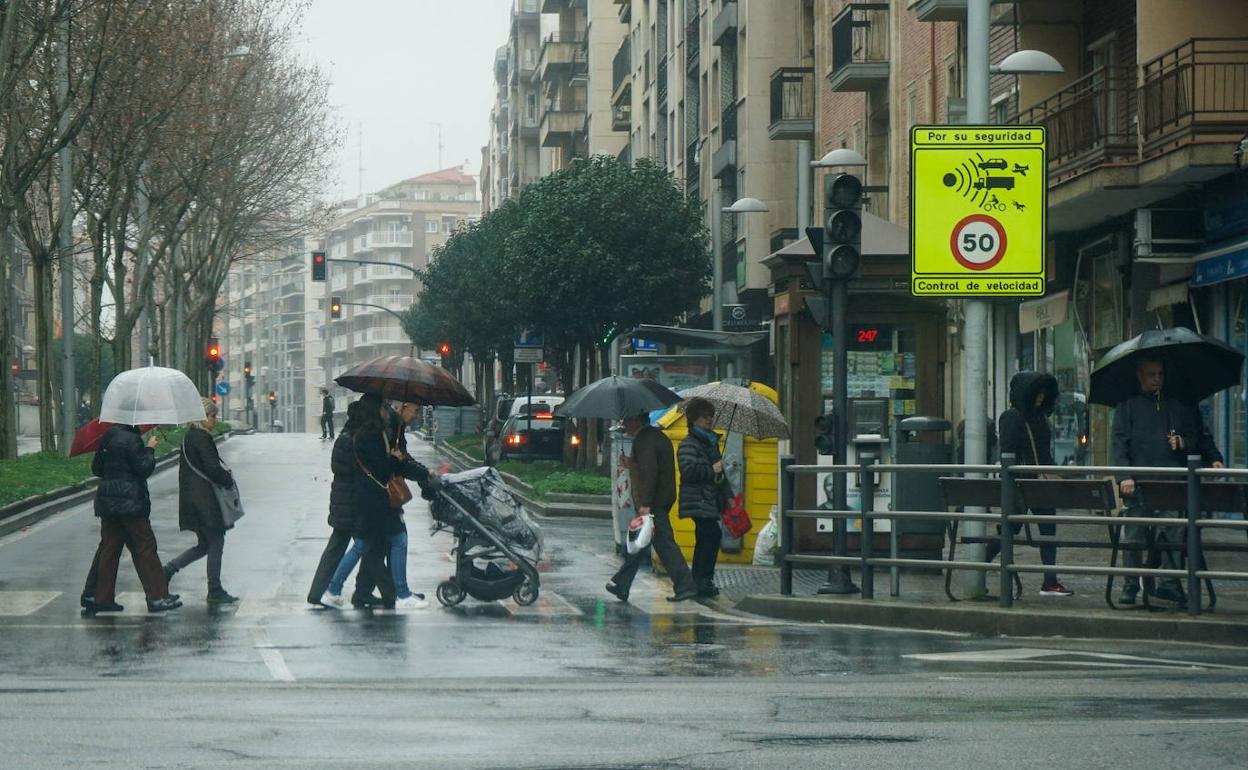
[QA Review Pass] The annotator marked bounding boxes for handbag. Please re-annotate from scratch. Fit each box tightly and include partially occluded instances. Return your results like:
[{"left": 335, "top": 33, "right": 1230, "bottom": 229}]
[
  {"left": 721, "top": 492, "right": 752, "bottom": 539},
  {"left": 182, "top": 439, "right": 245, "bottom": 527},
  {"left": 357, "top": 433, "right": 412, "bottom": 509}
]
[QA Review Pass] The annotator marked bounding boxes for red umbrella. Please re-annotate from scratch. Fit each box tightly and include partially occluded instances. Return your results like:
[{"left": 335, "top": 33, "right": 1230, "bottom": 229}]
[{"left": 70, "top": 418, "right": 158, "bottom": 457}]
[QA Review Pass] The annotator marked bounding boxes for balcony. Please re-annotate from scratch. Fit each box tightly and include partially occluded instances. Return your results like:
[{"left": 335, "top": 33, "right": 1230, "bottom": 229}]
[
  {"left": 685, "top": 139, "right": 701, "bottom": 197},
  {"left": 541, "top": 97, "right": 587, "bottom": 147},
  {"left": 514, "top": 0, "right": 539, "bottom": 20},
  {"left": 511, "top": 108, "right": 540, "bottom": 140},
  {"left": 367, "top": 230, "right": 414, "bottom": 249},
  {"left": 511, "top": 47, "right": 538, "bottom": 84},
  {"left": 711, "top": 102, "right": 737, "bottom": 180},
  {"left": 538, "top": 32, "right": 586, "bottom": 83},
  {"left": 540, "top": 0, "right": 573, "bottom": 11},
  {"left": 1012, "top": 65, "right": 1137, "bottom": 185},
  {"left": 612, "top": 103, "right": 631, "bottom": 132},
  {"left": 657, "top": 57, "right": 669, "bottom": 107},
  {"left": 685, "top": 15, "right": 700, "bottom": 71},
  {"left": 828, "top": 3, "right": 889, "bottom": 93},
  {"left": 613, "top": 0, "right": 629, "bottom": 23},
  {"left": 1140, "top": 38, "right": 1248, "bottom": 161},
  {"left": 769, "top": 67, "right": 814, "bottom": 140},
  {"left": 612, "top": 38, "right": 631, "bottom": 104},
  {"left": 355, "top": 326, "right": 410, "bottom": 348},
  {"left": 711, "top": 0, "right": 736, "bottom": 48},
  {"left": 912, "top": 0, "right": 965, "bottom": 22}
]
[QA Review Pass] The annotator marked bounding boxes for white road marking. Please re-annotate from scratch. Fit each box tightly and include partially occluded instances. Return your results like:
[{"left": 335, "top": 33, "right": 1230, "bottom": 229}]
[
  {"left": 0, "top": 591, "right": 61, "bottom": 616},
  {"left": 252, "top": 628, "right": 295, "bottom": 682},
  {"left": 906, "top": 646, "right": 1248, "bottom": 671}
]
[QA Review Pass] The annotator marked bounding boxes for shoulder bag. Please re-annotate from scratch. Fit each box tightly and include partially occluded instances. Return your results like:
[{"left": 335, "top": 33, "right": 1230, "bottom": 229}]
[
  {"left": 182, "top": 438, "right": 245, "bottom": 527},
  {"left": 1023, "top": 421, "right": 1059, "bottom": 480},
  {"left": 357, "top": 432, "right": 412, "bottom": 509}
]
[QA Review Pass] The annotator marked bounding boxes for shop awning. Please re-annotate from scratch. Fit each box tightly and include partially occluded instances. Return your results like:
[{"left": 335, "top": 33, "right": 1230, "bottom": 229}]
[
  {"left": 1189, "top": 236, "right": 1248, "bottom": 287},
  {"left": 1146, "top": 282, "right": 1190, "bottom": 311},
  {"left": 631, "top": 324, "right": 767, "bottom": 348},
  {"left": 1018, "top": 290, "right": 1069, "bottom": 333}
]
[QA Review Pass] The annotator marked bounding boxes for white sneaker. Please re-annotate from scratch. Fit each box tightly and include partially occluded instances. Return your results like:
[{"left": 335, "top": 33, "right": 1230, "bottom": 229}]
[
  {"left": 320, "top": 592, "right": 346, "bottom": 609},
  {"left": 395, "top": 594, "right": 429, "bottom": 610}
]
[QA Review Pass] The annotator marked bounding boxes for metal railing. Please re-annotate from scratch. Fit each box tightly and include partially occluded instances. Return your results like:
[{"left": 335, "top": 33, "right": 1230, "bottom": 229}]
[
  {"left": 657, "top": 57, "right": 669, "bottom": 106},
  {"left": 1140, "top": 37, "right": 1248, "bottom": 158},
  {"left": 831, "top": 3, "right": 889, "bottom": 74},
  {"left": 769, "top": 67, "right": 814, "bottom": 127},
  {"left": 778, "top": 454, "right": 1248, "bottom": 617},
  {"left": 685, "top": 139, "right": 700, "bottom": 196},
  {"left": 612, "top": 38, "right": 631, "bottom": 95},
  {"left": 721, "top": 100, "right": 738, "bottom": 142},
  {"left": 685, "top": 15, "right": 700, "bottom": 67},
  {"left": 1011, "top": 65, "right": 1137, "bottom": 178}
]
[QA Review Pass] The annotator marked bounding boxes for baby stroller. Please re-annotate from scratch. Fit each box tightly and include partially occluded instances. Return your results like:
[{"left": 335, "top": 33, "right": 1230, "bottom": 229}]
[{"left": 429, "top": 467, "right": 542, "bottom": 607}]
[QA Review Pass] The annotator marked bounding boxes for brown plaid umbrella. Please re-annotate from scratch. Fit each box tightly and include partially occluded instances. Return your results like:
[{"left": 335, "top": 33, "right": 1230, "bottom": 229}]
[{"left": 334, "top": 355, "right": 475, "bottom": 406}]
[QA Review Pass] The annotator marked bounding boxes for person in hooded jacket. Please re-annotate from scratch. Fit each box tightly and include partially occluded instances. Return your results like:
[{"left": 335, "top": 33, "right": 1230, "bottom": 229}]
[
  {"left": 677, "top": 397, "right": 726, "bottom": 598},
  {"left": 88, "top": 423, "right": 182, "bottom": 613},
  {"left": 990, "top": 371, "right": 1072, "bottom": 597},
  {"left": 306, "top": 399, "right": 395, "bottom": 607},
  {"left": 163, "top": 398, "right": 239, "bottom": 604},
  {"left": 319, "top": 394, "right": 429, "bottom": 610}
]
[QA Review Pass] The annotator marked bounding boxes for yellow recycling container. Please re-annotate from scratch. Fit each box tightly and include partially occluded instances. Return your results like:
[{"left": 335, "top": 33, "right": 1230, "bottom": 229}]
[{"left": 655, "top": 381, "right": 780, "bottom": 564}]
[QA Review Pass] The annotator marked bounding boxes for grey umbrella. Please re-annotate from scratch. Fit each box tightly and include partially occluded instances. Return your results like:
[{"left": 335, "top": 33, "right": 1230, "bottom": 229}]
[
  {"left": 1089, "top": 328, "right": 1244, "bottom": 406},
  {"left": 676, "top": 381, "right": 789, "bottom": 439},
  {"left": 556, "top": 376, "right": 682, "bottom": 419}
]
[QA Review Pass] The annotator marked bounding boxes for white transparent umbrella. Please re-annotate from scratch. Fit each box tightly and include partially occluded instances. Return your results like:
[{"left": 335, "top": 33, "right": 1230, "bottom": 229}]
[{"left": 99, "top": 366, "right": 207, "bottom": 426}]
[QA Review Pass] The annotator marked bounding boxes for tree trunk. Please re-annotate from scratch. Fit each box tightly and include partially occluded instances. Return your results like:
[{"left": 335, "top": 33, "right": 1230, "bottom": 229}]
[
  {"left": 33, "top": 250, "right": 56, "bottom": 452},
  {"left": 0, "top": 210, "right": 16, "bottom": 458},
  {"left": 88, "top": 220, "right": 106, "bottom": 414}
]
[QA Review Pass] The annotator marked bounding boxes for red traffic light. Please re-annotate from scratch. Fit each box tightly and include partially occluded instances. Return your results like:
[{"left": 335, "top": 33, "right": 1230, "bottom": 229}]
[
  {"left": 207, "top": 346, "right": 220, "bottom": 358},
  {"left": 438, "top": 343, "right": 451, "bottom": 356}
]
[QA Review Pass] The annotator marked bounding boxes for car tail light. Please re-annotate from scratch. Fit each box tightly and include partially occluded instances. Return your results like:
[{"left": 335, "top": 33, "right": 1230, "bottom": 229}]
[
  {"left": 505, "top": 434, "right": 526, "bottom": 446},
  {"left": 533, "top": 413, "right": 554, "bottom": 420},
  {"left": 570, "top": 435, "right": 581, "bottom": 447}
]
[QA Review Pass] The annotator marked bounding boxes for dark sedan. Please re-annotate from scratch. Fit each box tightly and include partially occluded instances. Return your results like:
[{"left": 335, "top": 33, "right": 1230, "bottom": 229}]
[{"left": 499, "top": 414, "right": 579, "bottom": 462}]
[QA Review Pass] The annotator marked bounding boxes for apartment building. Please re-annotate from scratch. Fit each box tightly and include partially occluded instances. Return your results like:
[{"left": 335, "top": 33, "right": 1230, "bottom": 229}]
[{"left": 315, "top": 167, "right": 481, "bottom": 423}]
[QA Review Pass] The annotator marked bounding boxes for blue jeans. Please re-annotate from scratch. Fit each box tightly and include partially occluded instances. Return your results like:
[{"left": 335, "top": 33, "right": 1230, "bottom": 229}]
[{"left": 327, "top": 531, "right": 412, "bottom": 599}]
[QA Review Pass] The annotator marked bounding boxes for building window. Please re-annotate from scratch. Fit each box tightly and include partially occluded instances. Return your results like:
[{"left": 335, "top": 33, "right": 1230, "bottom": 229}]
[{"left": 424, "top": 221, "right": 438, "bottom": 233}]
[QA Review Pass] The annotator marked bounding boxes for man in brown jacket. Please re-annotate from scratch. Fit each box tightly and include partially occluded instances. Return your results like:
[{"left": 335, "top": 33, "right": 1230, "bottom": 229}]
[{"left": 606, "top": 412, "right": 698, "bottom": 602}]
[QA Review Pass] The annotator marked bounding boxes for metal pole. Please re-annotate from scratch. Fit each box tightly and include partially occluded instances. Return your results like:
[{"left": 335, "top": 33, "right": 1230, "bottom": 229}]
[
  {"left": 859, "top": 452, "right": 876, "bottom": 599},
  {"left": 779, "top": 455, "right": 795, "bottom": 595},
  {"left": 1185, "top": 454, "right": 1201, "bottom": 616},
  {"left": 57, "top": 15, "right": 74, "bottom": 455},
  {"left": 710, "top": 186, "right": 723, "bottom": 331},
  {"left": 960, "top": 0, "right": 992, "bottom": 597},
  {"left": 1000, "top": 452, "right": 1016, "bottom": 608},
  {"left": 818, "top": 278, "right": 857, "bottom": 594},
  {"left": 796, "top": 141, "right": 812, "bottom": 232}
]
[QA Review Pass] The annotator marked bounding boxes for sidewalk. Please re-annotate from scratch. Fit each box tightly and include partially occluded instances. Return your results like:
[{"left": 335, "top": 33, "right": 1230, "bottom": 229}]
[{"left": 718, "top": 522, "right": 1248, "bottom": 645}]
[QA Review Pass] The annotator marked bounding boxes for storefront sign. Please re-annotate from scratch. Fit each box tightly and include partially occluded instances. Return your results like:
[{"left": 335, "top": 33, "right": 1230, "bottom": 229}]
[
  {"left": 910, "top": 126, "right": 1046, "bottom": 297},
  {"left": 1018, "top": 290, "right": 1069, "bottom": 333},
  {"left": 620, "top": 355, "right": 713, "bottom": 392}
]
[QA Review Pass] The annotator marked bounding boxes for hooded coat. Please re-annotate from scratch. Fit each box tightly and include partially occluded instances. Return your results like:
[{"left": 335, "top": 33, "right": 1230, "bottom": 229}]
[{"left": 998, "top": 371, "right": 1058, "bottom": 472}]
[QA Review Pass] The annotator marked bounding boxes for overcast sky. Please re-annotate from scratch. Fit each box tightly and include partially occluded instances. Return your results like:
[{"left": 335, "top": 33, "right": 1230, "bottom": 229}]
[{"left": 299, "top": 0, "right": 513, "bottom": 201}]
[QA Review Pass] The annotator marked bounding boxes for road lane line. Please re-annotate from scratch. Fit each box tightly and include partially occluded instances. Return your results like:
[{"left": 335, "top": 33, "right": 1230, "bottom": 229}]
[
  {"left": 0, "top": 591, "right": 61, "bottom": 616},
  {"left": 252, "top": 628, "right": 295, "bottom": 682}
]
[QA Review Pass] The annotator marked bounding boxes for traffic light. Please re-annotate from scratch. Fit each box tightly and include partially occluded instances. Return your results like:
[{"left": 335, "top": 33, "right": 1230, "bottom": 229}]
[
  {"left": 330, "top": 296, "right": 342, "bottom": 319},
  {"left": 438, "top": 342, "right": 451, "bottom": 368},
  {"left": 206, "top": 338, "right": 224, "bottom": 372},
  {"left": 267, "top": 391, "right": 277, "bottom": 405},
  {"left": 821, "top": 172, "right": 863, "bottom": 281},
  {"left": 311, "top": 251, "right": 327, "bottom": 281},
  {"left": 814, "top": 413, "right": 837, "bottom": 455},
  {"left": 243, "top": 361, "right": 255, "bottom": 389}
]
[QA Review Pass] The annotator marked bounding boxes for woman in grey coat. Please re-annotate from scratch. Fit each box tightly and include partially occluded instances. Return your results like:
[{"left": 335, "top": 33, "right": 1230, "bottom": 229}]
[
  {"left": 164, "top": 398, "right": 239, "bottom": 604},
  {"left": 678, "top": 397, "right": 725, "bottom": 598}
]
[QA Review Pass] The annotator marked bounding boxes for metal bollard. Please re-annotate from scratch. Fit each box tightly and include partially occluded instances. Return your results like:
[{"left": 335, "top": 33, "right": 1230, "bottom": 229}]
[
  {"left": 860, "top": 453, "right": 876, "bottom": 599},
  {"left": 999, "top": 452, "right": 1016, "bottom": 609},
  {"left": 780, "top": 455, "right": 795, "bottom": 596},
  {"left": 1185, "top": 454, "right": 1201, "bottom": 616}
]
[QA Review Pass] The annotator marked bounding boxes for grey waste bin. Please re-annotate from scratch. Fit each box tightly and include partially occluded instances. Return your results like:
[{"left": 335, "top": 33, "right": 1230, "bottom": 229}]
[{"left": 893, "top": 416, "right": 952, "bottom": 536}]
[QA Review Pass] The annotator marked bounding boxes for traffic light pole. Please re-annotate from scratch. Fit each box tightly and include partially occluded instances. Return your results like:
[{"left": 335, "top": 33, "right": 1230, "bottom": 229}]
[
  {"left": 326, "top": 257, "right": 420, "bottom": 277},
  {"left": 817, "top": 276, "right": 857, "bottom": 594}
]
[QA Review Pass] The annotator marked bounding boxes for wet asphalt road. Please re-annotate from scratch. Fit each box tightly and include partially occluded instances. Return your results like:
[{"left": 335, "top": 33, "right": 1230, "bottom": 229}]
[{"left": 1, "top": 433, "right": 1246, "bottom": 768}]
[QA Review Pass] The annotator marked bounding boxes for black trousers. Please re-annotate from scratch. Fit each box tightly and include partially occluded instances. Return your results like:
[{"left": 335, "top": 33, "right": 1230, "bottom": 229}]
[
  {"left": 307, "top": 526, "right": 394, "bottom": 603},
  {"left": 166, "top": 528, "right": 227, "bottom": 590},
  {"left": 984, "top": 507, "right": 1058, "bottom": 588},
  {"left": 690, "top": 518, "right": 722, "bottom": 587},
  {"left": 320, "top": 414, "right": 335, "bottom": 438},
  {"left": 611, "top": 506, "right": 695, "bottom": 594}
]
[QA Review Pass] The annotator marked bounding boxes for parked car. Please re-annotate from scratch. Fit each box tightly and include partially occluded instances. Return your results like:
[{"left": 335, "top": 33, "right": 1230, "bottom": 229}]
[
  {"left": 508, "top": 395, "right": 565, "bottom": 418},
  {"left": 499, "top": 413, "right": 579, "bottom": 463}
]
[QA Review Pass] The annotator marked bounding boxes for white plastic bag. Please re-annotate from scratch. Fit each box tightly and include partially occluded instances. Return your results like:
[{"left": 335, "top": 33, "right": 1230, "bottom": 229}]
[
  {"left": 752, "top": 505, "right": 779, "bottom": 566},
  {"left": 626, "top": 514, "right": 654, "bottom": 555}
]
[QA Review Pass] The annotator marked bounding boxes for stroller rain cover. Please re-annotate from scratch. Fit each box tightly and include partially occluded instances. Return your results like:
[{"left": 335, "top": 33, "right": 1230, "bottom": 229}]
[{"left": 433, "top": 467, "right": 543, "bottom": 562}]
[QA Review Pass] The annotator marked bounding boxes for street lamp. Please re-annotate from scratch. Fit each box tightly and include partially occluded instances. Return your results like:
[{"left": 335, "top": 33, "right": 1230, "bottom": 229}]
[
  {"left": 711, "top": 194, "right": 769, "bottom": 331},
  {"left": 722, "top": 197, "right": 769, "bottom": 215},
  {"left": 991, "top": 49, "right": 1064, "bottom": 75},
  {"left": 811, "top": 148, "right": 868, "bottom": 169}
]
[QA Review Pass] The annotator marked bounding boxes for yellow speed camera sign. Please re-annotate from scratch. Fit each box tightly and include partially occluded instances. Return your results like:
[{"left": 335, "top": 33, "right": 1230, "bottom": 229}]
[{"left": 910, "top": 126, "right": 1046, "bottom": 297}]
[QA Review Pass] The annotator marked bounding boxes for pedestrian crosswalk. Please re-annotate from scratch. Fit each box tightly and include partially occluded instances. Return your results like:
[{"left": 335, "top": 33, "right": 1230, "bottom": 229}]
[{"left": 0, "top": 584, "right": 710, "bottom": 620}]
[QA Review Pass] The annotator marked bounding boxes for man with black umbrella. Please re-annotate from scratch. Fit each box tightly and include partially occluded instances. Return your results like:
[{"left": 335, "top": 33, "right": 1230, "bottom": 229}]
[{"left": 1112, "top": 355, "right": 1204, "bottom": 607}]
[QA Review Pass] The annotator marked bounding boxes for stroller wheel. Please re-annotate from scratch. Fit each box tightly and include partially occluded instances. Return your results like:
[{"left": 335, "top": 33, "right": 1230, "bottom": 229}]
[
  {"left": 436, "top": 580, "right": 466, "bottom": 607},
  {"left": 512, "top": 579, "right": 539, "bottom": 606}
]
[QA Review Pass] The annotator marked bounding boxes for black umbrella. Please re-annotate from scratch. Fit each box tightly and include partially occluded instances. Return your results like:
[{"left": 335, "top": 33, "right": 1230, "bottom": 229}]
[
  {"left": 1089, "top": 328, "right": 1244, "bottom": 406},
  {"left": 335, "top": 355, "right": 475, "bottom": 406},
  {"left": 556, "top": 376, "right": 682, "bottom": 419}
]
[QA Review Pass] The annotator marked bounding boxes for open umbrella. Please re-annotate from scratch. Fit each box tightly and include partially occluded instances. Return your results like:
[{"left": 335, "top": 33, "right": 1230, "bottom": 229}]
[
  {"left": 676, "top": 381, "right": 789, "bottom": 439},
  {"left": 557, "top": 376, "right": 682, "bottom": 419},
  {"left": 100, "top": 366, "right": 206, "bottom": 426},
  {"left": 69, "top": 418, "right": 158, "bottom": 457},
  {"left": 335, "top": 355, "right": 474, "bottom": 405},
  {"left": 1090, "top": 328, "right": 1244, "bottom": 406}
]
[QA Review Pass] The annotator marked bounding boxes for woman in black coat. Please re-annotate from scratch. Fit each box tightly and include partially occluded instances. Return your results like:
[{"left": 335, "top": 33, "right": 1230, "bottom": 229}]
[
  {"left": 88, "top": 423, "right": 181, "bottom": 613},
  {"left": 164, "top": 398, "right": 238, "bottom": 604},
  {"left": 677, "top": 397, "right": 726, "bottom": 598},
  {"left": 318, "top": 394, "right": 428, "bottom": 610},
  {"left": 989, "top": 371, "right": 1071, "bottom": 597}
]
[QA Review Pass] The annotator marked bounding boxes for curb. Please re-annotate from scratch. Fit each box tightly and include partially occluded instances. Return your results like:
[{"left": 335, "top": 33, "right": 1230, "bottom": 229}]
[
  {"left": 432, "top": 442, "right": 611, "bottom": 521},
  {"left": 734, "top": 594, "right": 1248, "bottom": 646},
  {"left": 0, "top": 432, "right": 233, "bottom": 539}
]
